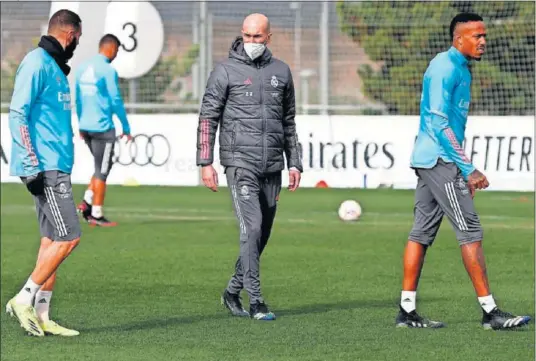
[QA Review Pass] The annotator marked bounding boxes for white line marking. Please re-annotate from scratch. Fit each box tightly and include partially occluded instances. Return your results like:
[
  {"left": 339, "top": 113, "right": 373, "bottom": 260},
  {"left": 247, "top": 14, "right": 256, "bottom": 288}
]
[{"left": 1, "top": 205, "right": 533, "bottom": 230}]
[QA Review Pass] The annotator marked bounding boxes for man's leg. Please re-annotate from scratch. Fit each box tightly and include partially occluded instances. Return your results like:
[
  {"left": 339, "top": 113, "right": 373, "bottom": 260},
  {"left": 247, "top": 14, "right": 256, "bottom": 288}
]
[
  {"left": 223, "top": 167, "right": 251, "bottom": 298},
  {"left": 223, "top": 172, "right": 280, "bottom": 298},
  {"left": 87, "top": 130, "right": 117, "bottom": 227},
  {"left": 7, "top": 171, "right": 82, "bottom": 336},
  {"left": 258, "top": 171, "right": 281, "bottom": 254},
  {"left": 396, "top": 176, "right": 445, "bottom": 328},
  {"left": 6, "top": 204, "right": 55, "bottom": 336},
  {"left": 221, "top": 167, "right": 258, "bottom": 317},
  {"left": 78, "top": 131, "right": 95, "bottom": 216},
  {"left": 80, "top": 176, "right": 96, "bottom": 209},
  {"left": 223, "top": 167, "right": 275, "bottom": 320},
  {"left": 225, "top": 257, "right": 244, "bottom": 296},
  {"left": 460, "top": 242, "right": 490, "bottom": 297},
  {"left": 34, "top": 235, "right": 56, "bottom": 323},
  {"left": 35, "top": 171, "right": 81, "bottom": 336},
  {"left": 419, "top": 160, "right": 531, "bottom": 330},
  {"left": 241, "top": 171, "right": 281, "bottom": 320},
  {"left": 32, "top": 235, "right": 78, "bottom": 334}
]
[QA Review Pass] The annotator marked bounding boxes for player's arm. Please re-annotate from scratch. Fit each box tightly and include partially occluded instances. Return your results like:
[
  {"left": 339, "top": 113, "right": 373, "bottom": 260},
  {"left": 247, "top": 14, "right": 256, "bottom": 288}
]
[
  {"left": 428, "top": 69, "right": 475, "bottom": 179},
  {"left": 74, "top": 74, "right": 82, "bottom": 121},
  {"left": 105, "top": 68, "right": 130, "bottom": 135},
  {"left": 8, "top": 59, "right": 44, "bottom": 175},
  {"left": 196, "top": 64, "right": 228, "bottom": 167},
  {"left": 282, "top": 68, "right": 303, "bottom": 174}
]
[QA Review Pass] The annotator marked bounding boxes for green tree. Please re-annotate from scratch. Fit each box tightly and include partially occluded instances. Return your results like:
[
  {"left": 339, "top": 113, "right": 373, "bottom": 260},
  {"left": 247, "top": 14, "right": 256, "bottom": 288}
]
[
  {"left": 337, "top": 1, "right": 535, "bottom": 115},
  {"left": 1, "top": 59, "right": 18, "bottom": 109},
  {"left": 1, "top": 36, "right": 42, "bottom": 110}
]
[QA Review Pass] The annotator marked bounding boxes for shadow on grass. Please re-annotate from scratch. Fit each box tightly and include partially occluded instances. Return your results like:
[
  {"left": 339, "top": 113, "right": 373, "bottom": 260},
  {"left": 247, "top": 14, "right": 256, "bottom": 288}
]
[
  {"left": 81, "top": 298, "right": 414, "bottom": 333},
  {"left": 80, "top": 295, "right": 534, "bottom": 334}
]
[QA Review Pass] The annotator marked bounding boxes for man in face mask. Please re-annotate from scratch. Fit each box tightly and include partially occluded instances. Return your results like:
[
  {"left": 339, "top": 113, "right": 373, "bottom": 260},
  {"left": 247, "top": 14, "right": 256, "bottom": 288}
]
[
  {"left": 6, "top": 9, "right": 83, "bottom": 337},
  {"left": 242, "top": 14, "right": 271, "bottom": 61},
  {"left": 37, "top": 11, "right": 82, "bottom": 76},
  {"left": 196, "top": 13, "right": 303, "bottom": 321}
]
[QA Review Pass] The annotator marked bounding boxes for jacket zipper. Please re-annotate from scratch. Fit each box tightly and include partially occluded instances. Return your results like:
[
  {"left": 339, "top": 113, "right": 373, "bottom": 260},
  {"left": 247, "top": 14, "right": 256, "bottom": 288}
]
[
  {"left": 231, "top": 122, "right": 236, "bottom": 156},
  {"left": 258, "top": 62, "right": 267, "bottom": 172}
]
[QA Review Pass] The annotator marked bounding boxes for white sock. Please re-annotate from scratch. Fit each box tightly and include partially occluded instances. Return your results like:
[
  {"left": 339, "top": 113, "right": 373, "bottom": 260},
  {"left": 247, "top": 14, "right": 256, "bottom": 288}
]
[
  {"left": 478, "top": 294, "right": 497, "bottom": 314},
  {"left": 400, "top": 290, "right": 417, "bottom": 313},
  {"left": 92, "top": 205, "right": 103, "bottom": 218},
  {"left": 34, "top": 290, "right": 52, "bottom": 322},
  {"left": 84, "top": 189, "right": 94, "bottom": 205},
  {"left": 14, "top": 277, "right": 42, "bottom": 306}
]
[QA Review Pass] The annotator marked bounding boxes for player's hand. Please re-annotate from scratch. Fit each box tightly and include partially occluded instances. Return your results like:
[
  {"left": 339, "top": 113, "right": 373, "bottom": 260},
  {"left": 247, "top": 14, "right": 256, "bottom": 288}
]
[
  {"left": 23, "top": 172, "right": 45, "bottom": 196},
  {"left": 468, "top": 169, "right": 489, "bottom": 191},
  {"left": 288, "top": 169, "right": 301, "bottom": 192},
  {"left": 468, "top": 183, "right": 475, "bottom": 199},
  {"left": 201, "top": 165, "right": 219, "bottom": 192},
  {"left": 120, "top": 133, "right": 133, "bottom": 143},
  {"left": 79, "top": 132, "right": 85, "bottom": 140}
]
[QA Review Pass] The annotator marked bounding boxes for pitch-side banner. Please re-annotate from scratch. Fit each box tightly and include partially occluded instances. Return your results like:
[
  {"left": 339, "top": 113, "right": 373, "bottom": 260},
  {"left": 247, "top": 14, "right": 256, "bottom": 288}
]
[{"left": 1, "top": 114, "right": 534, "bottom": 191}]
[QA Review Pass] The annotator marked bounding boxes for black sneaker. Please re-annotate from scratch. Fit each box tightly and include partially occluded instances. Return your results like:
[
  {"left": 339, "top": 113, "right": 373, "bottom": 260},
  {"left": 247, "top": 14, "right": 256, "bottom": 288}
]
[
  {"left": 482, "top": 308, "right": 531, "bottom": 330},
  {"left": 77, "top": 201, "right": 92, "bottom": 221},
  {"left": 220, "top": 290, "right": 249, "bottom": 317},
  {"left": 395, "top": 306, "right": 444, "bottom": 328},
  {"left": 250, "top": 301, "right": 276, "bottom": 321},
  {"left": 87, "top": 215, "right": 118, "bottom": 227}
]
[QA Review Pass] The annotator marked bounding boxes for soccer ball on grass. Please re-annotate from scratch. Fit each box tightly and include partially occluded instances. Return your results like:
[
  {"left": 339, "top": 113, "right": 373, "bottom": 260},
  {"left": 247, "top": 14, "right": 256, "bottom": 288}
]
[{"left": 338, "top": 200, "right": 362, "bottom": 222}]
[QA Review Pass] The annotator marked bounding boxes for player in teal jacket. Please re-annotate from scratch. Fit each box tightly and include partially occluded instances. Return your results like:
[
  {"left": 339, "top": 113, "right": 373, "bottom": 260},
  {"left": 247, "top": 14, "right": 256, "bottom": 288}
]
[
  {"left": 9, "top": 38, "right": 75, "bottom": 177},
  {"left": 6, "top": 9, "right": 83, "bottom": 338},
  {"left": 396, "top": 13, "right": 530, "bottom": 331},
  {"left": 74, "top": 34, "right": 131, "bottom": 227},
  {"left": 410, "top": 46, "right": 475, "bottom": 178}
]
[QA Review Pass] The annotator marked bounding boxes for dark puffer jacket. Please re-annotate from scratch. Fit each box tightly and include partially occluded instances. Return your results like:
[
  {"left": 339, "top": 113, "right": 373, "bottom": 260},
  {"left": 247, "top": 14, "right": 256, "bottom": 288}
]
[{"left": 196, "top": 37, "right": 303, "bottom": 175}]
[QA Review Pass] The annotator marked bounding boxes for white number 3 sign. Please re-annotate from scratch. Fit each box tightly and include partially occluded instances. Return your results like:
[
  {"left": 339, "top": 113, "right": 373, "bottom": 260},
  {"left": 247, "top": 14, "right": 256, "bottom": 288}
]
[{"left": 104, "top": 1, "right": 164, "bottom": 79}]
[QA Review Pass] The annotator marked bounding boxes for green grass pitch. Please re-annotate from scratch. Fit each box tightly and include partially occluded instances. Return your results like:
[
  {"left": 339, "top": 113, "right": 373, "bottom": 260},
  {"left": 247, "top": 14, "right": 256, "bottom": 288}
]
[{"left": 1, "top": 184, "right": 534, "bottom": 361}]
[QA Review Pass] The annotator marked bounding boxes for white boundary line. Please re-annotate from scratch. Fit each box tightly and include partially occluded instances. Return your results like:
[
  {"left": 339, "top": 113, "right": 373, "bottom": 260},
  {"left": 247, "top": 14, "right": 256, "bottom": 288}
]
[{"left": 1, "top": 205, "right": 534, "bottom": 230}]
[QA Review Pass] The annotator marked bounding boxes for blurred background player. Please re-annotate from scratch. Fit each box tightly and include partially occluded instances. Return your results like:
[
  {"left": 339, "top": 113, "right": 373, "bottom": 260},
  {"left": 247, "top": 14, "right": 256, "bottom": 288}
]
[
  {"left": 396, "top": 13, "right": 531, "bottom": 330},
  {"left": 6, "top": 9, "right": 83, "bottom": 337},
  {"left": 197, "top": 13, "right": 302, "bottom": 321},
  {"left": 75, "top": 34, "right": 132, "bottom": 227}
]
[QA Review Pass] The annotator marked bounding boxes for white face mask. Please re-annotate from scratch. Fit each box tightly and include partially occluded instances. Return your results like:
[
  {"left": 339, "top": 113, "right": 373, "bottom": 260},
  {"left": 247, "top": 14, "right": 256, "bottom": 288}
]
[{"left": 244, "top": 42, "right": 266, "bottom": 60}]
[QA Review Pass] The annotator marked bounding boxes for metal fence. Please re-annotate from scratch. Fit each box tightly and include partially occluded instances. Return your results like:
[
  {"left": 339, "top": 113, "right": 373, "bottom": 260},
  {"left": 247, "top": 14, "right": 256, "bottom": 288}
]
[{"left": 1, "top": 1, "right": 534, "bottom": 115}]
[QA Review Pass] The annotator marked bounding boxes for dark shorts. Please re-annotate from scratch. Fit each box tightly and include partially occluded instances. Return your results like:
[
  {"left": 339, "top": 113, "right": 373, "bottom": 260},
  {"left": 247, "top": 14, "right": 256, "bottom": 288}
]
[
  {"left": 80, "top": 129, "right": 116, "bottom": 181},
  {"left": 408, "top": 159, "right": 483, "bottom": 246},
  {"left": 30, "top": 171, "right": 81, "bottom": 242}
]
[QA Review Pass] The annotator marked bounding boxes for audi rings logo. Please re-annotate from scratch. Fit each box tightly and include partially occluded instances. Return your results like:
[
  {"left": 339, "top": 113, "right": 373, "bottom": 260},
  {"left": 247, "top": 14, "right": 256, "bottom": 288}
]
[{"left": 113, "top": 134, "right": 171, "bottom": 167}]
